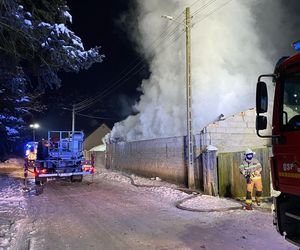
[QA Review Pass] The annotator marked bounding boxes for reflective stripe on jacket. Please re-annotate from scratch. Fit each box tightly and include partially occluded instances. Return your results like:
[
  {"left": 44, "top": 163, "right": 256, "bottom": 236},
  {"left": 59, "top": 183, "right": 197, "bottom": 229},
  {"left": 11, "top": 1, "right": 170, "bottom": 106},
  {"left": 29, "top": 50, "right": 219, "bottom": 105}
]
[{"left": 239, "top": 158, "right": 262, "bottom": 179}]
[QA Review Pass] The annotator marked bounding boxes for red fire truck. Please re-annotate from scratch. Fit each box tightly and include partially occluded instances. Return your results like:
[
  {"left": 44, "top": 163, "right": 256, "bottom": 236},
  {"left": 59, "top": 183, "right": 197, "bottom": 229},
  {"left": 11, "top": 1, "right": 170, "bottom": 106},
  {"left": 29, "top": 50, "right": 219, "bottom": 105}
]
[{"left": 256, "top": 41, "right": 300, "bottom": 246}]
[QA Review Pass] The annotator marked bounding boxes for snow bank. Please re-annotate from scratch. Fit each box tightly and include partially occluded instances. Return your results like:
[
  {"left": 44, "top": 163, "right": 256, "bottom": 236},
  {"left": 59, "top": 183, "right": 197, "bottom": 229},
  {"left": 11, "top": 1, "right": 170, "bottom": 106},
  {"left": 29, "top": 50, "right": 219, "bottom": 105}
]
[{"left": 181, "top": 194, "right": 241, "bottom": 210}]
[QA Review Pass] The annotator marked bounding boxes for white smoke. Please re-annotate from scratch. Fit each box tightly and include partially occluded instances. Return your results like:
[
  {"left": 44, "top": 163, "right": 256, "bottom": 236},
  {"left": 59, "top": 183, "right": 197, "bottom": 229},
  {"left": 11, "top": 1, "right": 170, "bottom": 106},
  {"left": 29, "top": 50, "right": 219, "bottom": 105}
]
[{"left": 107, "top": 0, "right": 285, "bottom": 142}]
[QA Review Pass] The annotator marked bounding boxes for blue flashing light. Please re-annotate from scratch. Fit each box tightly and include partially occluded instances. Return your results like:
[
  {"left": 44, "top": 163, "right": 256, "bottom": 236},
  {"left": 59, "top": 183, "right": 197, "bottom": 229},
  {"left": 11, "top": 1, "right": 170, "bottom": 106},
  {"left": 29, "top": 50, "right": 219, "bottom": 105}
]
[{"left": 292, "top": 40, "right": 300, "bottom": 51}]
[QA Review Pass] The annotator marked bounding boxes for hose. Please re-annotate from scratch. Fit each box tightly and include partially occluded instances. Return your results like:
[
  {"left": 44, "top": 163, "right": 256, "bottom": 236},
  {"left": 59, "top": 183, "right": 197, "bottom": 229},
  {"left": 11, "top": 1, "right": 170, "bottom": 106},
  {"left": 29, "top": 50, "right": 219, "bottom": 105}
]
[
  {"left": 120, "top": 172, "right": 243, "bottom": 212},
  {"left": 175, "top": 194, "right": 242, "bottom": 212},
  {"left": 121, "top": 172, "right": 201, "bottom": 194}
]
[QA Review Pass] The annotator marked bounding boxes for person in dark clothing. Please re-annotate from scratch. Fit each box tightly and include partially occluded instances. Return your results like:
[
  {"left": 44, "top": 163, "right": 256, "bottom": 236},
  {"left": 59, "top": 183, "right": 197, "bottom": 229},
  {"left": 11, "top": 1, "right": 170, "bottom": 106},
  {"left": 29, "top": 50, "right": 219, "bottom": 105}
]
[{"left": 37, "top": 139, "right": 49, "bottom": 160}]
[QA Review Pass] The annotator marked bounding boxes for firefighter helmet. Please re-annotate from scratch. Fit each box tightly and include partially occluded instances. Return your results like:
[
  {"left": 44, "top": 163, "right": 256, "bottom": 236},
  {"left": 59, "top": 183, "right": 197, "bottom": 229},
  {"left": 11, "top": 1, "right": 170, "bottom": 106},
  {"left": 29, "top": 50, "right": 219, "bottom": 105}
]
[{"left": 244, "top": 149, "right": 253, "bottom": 155}]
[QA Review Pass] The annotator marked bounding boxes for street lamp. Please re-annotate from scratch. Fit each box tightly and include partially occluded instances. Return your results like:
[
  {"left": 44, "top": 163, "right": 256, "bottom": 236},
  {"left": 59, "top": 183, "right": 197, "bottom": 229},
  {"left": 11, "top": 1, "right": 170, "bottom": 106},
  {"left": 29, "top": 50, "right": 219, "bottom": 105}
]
[
  {"left": 162, "top": 8, "right": 195, "bottom": 189},
  {"left": 29, "top": 123, "right": 40, "bottom": 141},
  {"left": 161, "top": 15, "right": 187, "bottom": 27}
]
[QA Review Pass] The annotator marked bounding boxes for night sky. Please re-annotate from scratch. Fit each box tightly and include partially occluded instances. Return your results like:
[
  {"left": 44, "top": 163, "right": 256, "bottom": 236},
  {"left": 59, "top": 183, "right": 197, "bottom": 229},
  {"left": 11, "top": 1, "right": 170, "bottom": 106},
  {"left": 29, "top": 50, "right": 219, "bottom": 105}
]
[{"left": 37, "top": 1, "right": 146, "bottom": 139}]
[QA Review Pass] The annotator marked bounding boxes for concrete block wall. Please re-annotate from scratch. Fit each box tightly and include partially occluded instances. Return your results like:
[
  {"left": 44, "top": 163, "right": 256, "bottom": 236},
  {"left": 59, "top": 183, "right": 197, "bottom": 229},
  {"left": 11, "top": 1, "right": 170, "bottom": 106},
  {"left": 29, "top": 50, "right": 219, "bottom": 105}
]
[
  {"left": 197, "top": 109, "right": 271, "bottom": 153},
  {"left": 106, "top": 137, "right": 187, "bottom": 185},
  {"left": 104, "top": 108, "right": 272, "bottom": 192}
]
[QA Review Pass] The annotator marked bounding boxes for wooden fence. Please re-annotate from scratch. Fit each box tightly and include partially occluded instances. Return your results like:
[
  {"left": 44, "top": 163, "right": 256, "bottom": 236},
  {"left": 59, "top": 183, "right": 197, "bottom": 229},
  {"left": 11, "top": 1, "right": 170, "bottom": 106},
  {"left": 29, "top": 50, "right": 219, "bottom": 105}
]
[{"left": 218, "top": 148, "right": 271, "bottom": 198}]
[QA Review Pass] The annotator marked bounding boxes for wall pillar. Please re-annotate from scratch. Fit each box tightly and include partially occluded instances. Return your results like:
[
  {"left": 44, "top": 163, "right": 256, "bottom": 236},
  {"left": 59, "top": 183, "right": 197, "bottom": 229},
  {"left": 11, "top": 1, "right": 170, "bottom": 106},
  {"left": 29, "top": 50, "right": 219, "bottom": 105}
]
[{"left": 202, "top": 146, "right": 218, "bottom": 196}]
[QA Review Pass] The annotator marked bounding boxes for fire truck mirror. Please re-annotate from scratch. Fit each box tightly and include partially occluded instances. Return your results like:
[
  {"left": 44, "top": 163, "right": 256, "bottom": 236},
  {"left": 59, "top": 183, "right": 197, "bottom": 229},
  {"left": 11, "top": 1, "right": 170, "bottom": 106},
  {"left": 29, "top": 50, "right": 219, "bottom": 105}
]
[
  {"left": 256, "top": 115, "right": 267, "bottom": 130},
  {"left": 256, "top": 81, "right": 268, "bottom": 113}
]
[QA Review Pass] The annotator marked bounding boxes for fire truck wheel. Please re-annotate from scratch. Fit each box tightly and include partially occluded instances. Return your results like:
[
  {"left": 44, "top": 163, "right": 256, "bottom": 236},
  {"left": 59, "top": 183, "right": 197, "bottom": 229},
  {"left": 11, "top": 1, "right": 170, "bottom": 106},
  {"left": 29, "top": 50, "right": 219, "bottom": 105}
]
[
  {"left": 35, "top": 178, "right": 44, "bottom": 185},
  {"left": 71, "top": 175, "right": 83, "bottom": 182},
  {"left": 35, "top": 179, "right": 41, "bottom": 185}
]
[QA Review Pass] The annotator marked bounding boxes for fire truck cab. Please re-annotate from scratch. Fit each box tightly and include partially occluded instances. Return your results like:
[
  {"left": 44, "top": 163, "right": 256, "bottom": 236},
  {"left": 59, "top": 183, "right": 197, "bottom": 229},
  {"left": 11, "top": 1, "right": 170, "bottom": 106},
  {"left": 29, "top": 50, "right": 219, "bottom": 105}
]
[{"left": 256, "top": 41, "right": 300, "bottom": 246}]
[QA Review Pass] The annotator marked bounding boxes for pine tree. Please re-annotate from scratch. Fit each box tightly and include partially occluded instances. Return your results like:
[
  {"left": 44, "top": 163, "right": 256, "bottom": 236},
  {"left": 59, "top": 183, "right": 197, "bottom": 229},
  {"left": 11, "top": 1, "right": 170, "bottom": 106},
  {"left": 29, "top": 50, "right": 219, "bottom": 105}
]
[{"left": 0, "top": 0, "right": 104, "bottom": 159}]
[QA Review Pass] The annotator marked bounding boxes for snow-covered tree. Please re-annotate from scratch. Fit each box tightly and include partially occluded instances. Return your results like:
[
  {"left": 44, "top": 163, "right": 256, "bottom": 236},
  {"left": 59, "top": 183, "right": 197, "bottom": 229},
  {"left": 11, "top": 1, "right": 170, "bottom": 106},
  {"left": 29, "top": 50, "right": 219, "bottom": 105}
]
[{"left": 0, "top": 0, "right": 104, "bottom": 159}]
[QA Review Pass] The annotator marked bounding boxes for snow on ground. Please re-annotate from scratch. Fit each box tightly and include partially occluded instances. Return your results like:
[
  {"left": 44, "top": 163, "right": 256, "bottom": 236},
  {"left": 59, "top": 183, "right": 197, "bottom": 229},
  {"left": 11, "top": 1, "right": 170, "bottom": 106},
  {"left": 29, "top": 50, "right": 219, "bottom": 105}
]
[
  {"left": 147, "top": 186, "right": 190, "bottom": 202},
  {"left": 0, "top": 159, "right": 257, "bottom": 218},
  {"left": 95, "top": 169, "right": 189, "bottom": 202},
  {"left": 181, "top": 195, "right": 242, "bottom": 210},
  {"left": 0, "top": 158, "right": 25, "bottom": 180},
  {"left": 97, "top": 169, "right": 131, "bottom": 184},
  {"left": 0, "top": 160, "right": 279, "bottom": 249},
  {"left": 0, "top": 159, "right": 27, "bottom": 250},
  {"left": 0, "top": 176, "right": 26, "bottom": 249},
  {"left": 94, "top": 168, "right": 256, "bottom": 211}
]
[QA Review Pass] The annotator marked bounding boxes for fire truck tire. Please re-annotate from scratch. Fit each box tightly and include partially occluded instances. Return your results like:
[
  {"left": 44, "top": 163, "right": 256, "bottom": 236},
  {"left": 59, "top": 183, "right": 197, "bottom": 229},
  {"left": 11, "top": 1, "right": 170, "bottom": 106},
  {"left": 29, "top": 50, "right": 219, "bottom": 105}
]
[
  {"left": 71, "top": 175, "right": 83, "bottom": 182},
  {"left": 35, "top": 178, "right": 44, "bottom": 185},
  {"left": 35, "top": 179, "right": 41, "bottom": 185}
]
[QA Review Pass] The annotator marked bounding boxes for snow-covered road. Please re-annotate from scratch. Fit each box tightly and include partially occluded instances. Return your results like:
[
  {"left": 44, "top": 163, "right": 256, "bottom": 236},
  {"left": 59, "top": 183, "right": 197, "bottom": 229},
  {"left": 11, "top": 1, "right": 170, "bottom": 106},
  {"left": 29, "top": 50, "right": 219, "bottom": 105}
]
[
  {"left": 0, "top": 161, "right": 27, "bottom": 250},
  {"left": 0, "top": 160, "right": 297, "bottom": 250}
]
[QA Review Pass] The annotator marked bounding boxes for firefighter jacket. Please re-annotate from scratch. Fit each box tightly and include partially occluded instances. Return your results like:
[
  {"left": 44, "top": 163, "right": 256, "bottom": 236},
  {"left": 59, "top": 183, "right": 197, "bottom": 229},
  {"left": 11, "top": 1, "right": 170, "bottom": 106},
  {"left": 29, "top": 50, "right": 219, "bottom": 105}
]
[{"left": 239, "top": 158, "right": 262, "bottom": 180}]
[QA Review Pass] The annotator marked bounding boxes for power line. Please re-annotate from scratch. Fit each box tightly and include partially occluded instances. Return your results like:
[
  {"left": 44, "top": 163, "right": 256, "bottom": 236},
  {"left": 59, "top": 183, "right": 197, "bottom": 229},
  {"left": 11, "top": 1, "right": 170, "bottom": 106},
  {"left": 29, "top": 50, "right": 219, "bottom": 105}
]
[
  {"left": 74, "top": 30, "right": 186, "bottom": 113},
  {"left": 74, "top": 21, "right": 184, "bottom": 111},
  {"left": 62, "top": 107, "right": 114, "bottom": 120},
  {"left": 191, "top": 0, "right": 218, "bottom": 17},
  {"left": 73, "top": 0, "right": 232, "bottom": 112},
  {"left": 75, "top": 112, "right": 114, "bottom": 120},
  {"left": 190, "top": 0, "right": 202, "bottom": 8},
  {"left": 192, "top": 0, "right": 234, "bottom": 24},
  {"left": 73, "top": 13, "right": 185, "bottom": 111}
]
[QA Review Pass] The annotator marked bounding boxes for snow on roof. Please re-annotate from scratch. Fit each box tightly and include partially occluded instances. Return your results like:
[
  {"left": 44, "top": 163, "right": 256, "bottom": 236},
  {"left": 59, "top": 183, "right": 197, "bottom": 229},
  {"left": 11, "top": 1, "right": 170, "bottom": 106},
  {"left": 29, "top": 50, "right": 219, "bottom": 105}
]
[{"left": 90, "top": 144, "right": 106, "bottom": 152}]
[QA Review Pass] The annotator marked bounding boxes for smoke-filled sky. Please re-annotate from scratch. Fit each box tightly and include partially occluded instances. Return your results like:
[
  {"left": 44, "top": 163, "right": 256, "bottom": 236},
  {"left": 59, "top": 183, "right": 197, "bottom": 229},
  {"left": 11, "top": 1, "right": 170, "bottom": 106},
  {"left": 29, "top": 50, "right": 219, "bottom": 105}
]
[{"left": 107, "top": 0, "right": 300, "bottom": 142}]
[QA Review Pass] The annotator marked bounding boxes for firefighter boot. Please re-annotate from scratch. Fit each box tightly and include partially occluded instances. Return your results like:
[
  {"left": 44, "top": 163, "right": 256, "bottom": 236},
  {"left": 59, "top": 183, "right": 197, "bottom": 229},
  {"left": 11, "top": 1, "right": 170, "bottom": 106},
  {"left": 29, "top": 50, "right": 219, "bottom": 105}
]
[
  {"left": 244, "top": 199, "right": 253, "bottom": 210},
  {"left": 255, "top": 191, "right": 262, "bottom": 206},
  {"left": 245, "top": 203, "right": 253, "bottom": 210},
  {"left": 244, "top": 191, "right": 253, "bottom": 210}
]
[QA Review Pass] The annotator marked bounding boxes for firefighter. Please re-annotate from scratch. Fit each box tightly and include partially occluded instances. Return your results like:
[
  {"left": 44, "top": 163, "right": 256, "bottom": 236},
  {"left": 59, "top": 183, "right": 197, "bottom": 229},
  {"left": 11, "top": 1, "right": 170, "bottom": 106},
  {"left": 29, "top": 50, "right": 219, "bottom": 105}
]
[
  {"left": 27, "top": 144, "right": 37, "bottom": 161},
  {"left": 239, "top": 149, "right": 263, "bottom": 210}
]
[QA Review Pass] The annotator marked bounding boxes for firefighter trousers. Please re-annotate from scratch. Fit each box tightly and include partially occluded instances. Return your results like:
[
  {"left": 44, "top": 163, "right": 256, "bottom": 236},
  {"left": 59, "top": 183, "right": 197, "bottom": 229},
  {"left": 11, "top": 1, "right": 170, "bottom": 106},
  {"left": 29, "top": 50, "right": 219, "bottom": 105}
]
[{"left": 245, "top": 177, "right": 262, "bottom": 205}]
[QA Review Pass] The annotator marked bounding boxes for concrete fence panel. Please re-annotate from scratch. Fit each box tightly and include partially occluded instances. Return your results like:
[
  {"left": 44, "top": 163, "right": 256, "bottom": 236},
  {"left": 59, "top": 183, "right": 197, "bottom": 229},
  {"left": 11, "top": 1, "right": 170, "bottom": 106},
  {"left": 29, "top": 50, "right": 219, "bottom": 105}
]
[{"left": 106, "top": 137, "right": 187, "bottom": 185}]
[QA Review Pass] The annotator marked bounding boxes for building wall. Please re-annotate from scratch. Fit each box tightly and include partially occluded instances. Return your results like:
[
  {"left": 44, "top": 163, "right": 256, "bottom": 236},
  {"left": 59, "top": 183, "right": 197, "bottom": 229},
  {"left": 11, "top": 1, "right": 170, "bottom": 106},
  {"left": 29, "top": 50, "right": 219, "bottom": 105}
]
[
  {"left": 197, "top": 109, "right": 271, "bottom": 153},
  {"left": 84, "top": 124, "right": 111, "bottom": 151}
]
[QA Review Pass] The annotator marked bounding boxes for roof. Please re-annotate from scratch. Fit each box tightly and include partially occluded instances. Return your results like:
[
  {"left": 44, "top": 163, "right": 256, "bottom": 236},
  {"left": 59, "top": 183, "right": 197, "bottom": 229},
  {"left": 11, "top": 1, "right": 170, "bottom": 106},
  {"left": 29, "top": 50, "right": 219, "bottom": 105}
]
[
  {"left": 89, "top": 144, "right": 106, "bottom": 152},
  {"left": 84, "top": 123, "right": 111, "bottom": 151}
]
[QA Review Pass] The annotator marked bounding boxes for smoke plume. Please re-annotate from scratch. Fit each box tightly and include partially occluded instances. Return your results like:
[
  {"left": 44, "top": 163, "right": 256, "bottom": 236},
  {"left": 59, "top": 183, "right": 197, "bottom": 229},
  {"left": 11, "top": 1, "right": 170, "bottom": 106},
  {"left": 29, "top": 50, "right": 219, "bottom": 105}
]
[{"left": 108, "top": 0, "right": 300, "bottom": 142}]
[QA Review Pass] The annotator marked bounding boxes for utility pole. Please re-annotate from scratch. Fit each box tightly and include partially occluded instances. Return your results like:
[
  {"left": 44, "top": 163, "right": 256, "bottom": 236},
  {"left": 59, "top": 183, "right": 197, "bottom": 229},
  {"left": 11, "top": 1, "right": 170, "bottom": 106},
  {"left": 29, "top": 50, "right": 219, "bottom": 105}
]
[
  {"left": 185, "top": 7, "right": 195, "bottom": 189},
  {"left": 72, "top": 104, "right": 75, "bottom": 134}
]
